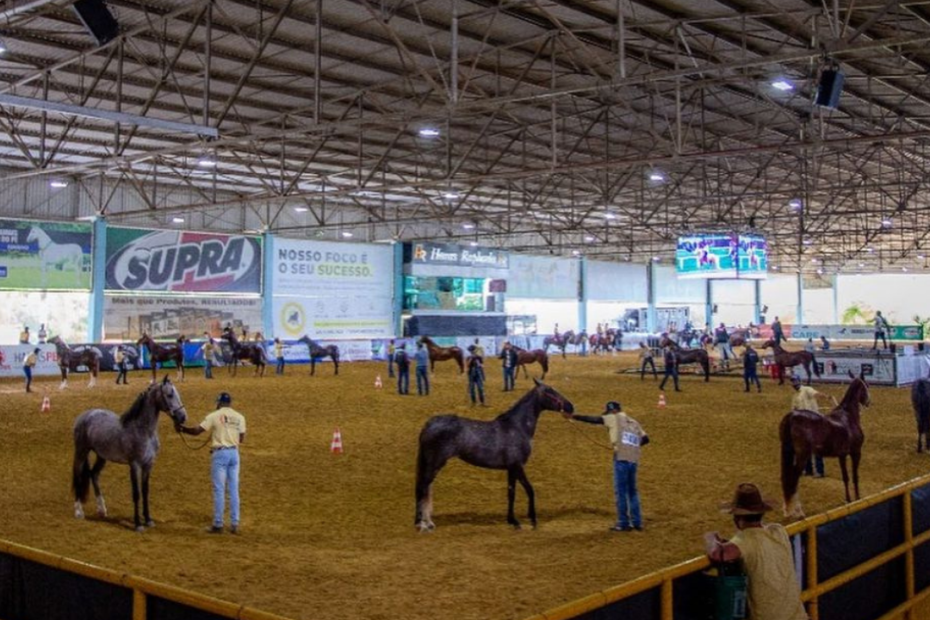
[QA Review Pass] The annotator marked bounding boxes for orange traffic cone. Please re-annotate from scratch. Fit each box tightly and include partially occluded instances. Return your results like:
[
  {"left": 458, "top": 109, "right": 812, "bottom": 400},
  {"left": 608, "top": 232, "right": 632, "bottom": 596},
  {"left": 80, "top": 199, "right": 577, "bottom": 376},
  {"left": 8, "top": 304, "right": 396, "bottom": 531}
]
[
  {"left": 657, "top": 393, "right": 666, "bottom": 408},
  {"left": 374, "top": 375, "right": 383, "bottom": 389},
  {"left": 330, "top": 428, "right": 344, "bottom": 454},
  {"left": 41, "top": 395, "right": 51, "bottom": 413}
]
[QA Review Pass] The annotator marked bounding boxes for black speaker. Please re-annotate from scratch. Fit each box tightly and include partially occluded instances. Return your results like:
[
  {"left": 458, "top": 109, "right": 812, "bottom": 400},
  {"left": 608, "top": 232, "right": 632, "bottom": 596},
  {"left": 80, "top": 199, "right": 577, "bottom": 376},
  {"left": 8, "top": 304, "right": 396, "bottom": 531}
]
[
  {"left": 72, "top": 0, "right": 119, "bottom": 46},
  {"left": 815, "top": 69, "right": 845, "bottom": 108}
]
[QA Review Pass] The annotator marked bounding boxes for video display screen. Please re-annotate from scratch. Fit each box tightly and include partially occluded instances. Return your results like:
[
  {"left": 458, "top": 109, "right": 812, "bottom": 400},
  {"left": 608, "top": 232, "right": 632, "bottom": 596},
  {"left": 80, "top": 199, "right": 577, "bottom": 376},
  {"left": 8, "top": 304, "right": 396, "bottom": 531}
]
[{"left": 676, "top": 234, "right": 767, "bottom": 279}]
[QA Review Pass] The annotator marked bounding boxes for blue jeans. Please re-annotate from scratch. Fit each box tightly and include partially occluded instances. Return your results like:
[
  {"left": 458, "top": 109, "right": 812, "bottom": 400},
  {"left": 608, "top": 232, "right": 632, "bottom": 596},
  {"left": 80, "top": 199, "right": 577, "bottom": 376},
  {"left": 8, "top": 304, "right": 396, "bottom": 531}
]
[
  {"left": 204, "top": 360, "right": 213, "bottom": 379},
  {"left": 211, "top": 448, "right": 240, "bottom": 528},
  {"left": 503, "top": 367, "right": 515, "bottom": 391},
  {"left": 469, "top": 376, "right": 485, "bottom": 404},
  {"left": 613, "top": 460, "right": 641, "bottom": 529},
  {"left": 416, "top": 366, "right": 430, "bottom": 395},
  {"left": 24, "top": 366, "right": 32, "bottom": 392},
  {"left": 276, "top": 357, "right": 285, "bottom": 375},
  {"left": 387, "top": 353, "right": 395, "bottom": 378},
  {"left": 397, "top": 367, "right": 409, "bottom": 394}
]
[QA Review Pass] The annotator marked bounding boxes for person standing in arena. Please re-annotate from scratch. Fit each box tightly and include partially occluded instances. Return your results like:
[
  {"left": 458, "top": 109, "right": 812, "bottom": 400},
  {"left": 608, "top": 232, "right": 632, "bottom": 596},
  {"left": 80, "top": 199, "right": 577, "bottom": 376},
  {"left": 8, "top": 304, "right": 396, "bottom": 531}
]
[
  {"left": 872, "top": 311, "right": 890, "bottom": 350},
  {"left": 499, "top": 341, "right": 518, "bottom": 391},
  {"left": 23, "top": 347, "right": 38, "bottom": 393},
  {"left": 638, "top": 342, "right": 657, "bottom": 380},
  {"left": 743, "top": 343, "right": 761, "bottom": 393},
  {"left": 772, "top": 316, "right": 785, "bottom": 346},
  {"left": 19, "top": 326, "right": 30, "bottom": 344},
  {"left": 114, "top": 345, "right": 129, "bottom": 385},
  {"left": 704, "top": 483, "right": 809, "bottom": 620},
  {"left": 563, "top": 401, "right": 649, "bottom": 532},
  {"left": 791, "top": 375, "right": 835, "bottom": 478},
  {"left": 273, "top": 338, "right": 285, "bottom": 375},
  {"left": 415, "top": 342, "right": 430, "bottom": 396},
  {"left": 395, "top": 344, "right": 410, "bottom": 395},
  {"left": 200, "top": 333, "right": 216, "bottom": 379},
  {"left": 176, "top": 392, "right": 247, "bottom": 534},
  {"left": 466, "top": 345, "right": 487, "bottom": 407},
  {"left": 659, "top": 346, "right": 680, "bottom": 392},
  {"left": 386, "top": 339, "right": 396, "bottom": 379}
]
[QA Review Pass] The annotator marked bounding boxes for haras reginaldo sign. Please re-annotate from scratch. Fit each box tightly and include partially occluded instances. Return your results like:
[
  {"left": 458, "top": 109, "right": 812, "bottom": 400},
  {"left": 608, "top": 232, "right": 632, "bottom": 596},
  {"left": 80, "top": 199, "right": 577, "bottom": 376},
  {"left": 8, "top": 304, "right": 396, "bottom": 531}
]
[
  {"left": 404, "top": 242, "right": 509, "bottom": 270},
  {"left": 105, "top": 227, "right": 262, "bottom": 293}
]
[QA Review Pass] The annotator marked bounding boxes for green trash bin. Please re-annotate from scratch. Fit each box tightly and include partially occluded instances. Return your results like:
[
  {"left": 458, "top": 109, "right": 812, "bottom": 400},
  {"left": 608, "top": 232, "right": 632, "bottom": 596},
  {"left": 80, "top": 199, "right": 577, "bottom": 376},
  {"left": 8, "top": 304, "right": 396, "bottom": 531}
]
[{"left": 713, "top": 562, "right": 747, "bottom": 620}]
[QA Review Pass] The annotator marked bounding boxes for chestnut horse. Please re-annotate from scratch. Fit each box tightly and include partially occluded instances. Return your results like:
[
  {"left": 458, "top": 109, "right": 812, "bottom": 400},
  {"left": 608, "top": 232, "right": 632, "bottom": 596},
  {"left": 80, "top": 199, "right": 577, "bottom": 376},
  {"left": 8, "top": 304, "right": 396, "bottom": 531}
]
[
  {"left": 48, "top": 336, "right": 101, "bottom": 389},
  {"left": 780, "top": 370, "right": 870, "bottom": 518},
  {"left": 512, "top": 346, "right": 549, "bottom": 379},
  {"left": 419, "top": 336, "right": 464, "bottom": 373},
  {"left": 762, "top": 339, "right": 820, "bottom": 385},
  {"left": 658, "top": 334, "right": 710, "bottom": 381},
  {"left": 136, "top": 333, "right": 186, "bottom": 382}
]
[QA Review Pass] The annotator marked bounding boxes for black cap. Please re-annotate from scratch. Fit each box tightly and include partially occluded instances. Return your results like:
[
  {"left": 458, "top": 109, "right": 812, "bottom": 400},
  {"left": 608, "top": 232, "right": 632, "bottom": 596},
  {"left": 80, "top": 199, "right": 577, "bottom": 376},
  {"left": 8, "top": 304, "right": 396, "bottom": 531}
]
[
  {"left": 216, "top": 392, "right": 232, "bottom": 405},
  {"left": 604, "top": 401, "right": 621, "bottom": 412}
]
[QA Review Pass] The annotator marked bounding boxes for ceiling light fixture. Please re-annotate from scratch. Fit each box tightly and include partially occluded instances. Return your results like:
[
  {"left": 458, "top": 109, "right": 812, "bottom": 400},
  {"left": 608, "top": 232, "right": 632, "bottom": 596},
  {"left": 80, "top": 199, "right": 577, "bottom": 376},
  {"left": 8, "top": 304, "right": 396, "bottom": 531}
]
[
  {"left": 294, "top": 206, "right": 308, "bottom": 213},
  {"left": 418, "top": 127, "right": 440, "bottom": 138},
  {"left": 789, "top": 199, "right": 802, "bottom": 210},
  {"left": 49, "top": 181, "right": 68, "bottom": 188},
  {"left": 442, "top": 192, "right": 459, "bottom": 200},
  {"left": 571, "top": 249, "right": 581, "bottom": 256},
  {"left": 469, "top": 241, "right": 479, "bottom": 247},
  {"left": 604, "top": 212, "right": 617, "bottom": 220},
  {"left": 341, "top": 231, "right": 353, "bottom": 238},
  {"left": 772, "top": 79, "right": 794, "bottom": 91},
  {"left": 462, "top": 223, "right": 475, "bottom": 229},
  {"left": 584, "top": 235, "right": 594, "bottom": 242},
  {"left": 171, "top": 216, "right": 185, "bottom": 224},
  {"left": 649, "top": 172, "right": 664, "bottom": 182},
  {"left": 197, "top": 157, "right": 216, "bottom": 168},
  {"left": 881, "top": 218, "right": 893, "bottom": 227}
]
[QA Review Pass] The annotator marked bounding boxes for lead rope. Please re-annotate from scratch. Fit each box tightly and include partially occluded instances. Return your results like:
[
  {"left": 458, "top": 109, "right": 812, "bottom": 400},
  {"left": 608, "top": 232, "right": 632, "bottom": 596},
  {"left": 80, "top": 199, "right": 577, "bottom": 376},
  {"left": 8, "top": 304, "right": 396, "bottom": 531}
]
[
  {"left": 564, "top": 417, "right": 614, "bottom": 451},
  {"left": 175, "top": 427, "right": 211, "bottom": 450}
]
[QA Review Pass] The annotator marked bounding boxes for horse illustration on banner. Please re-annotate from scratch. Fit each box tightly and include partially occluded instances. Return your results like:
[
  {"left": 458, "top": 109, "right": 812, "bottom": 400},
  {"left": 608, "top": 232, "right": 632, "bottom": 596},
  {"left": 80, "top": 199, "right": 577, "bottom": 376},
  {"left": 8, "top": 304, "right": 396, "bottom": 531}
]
[{"left": 26, "top": 226, "right": 85, "bottom": 288}]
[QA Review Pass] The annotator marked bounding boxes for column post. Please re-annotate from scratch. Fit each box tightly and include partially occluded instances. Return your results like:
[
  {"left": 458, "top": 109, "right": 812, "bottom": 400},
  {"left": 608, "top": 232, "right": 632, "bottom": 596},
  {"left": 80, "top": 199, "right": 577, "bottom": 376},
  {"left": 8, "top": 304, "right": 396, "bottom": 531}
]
[{"left": 88, "top": 217, "right": 107, "bottom": 341}]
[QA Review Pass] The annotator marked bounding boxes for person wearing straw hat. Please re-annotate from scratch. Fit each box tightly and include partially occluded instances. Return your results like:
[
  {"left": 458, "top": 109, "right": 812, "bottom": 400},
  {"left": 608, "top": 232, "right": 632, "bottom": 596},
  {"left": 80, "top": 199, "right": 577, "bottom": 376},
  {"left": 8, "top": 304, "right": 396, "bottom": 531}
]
[
  {"left": 563, "top": 401, "right": 649, "bottom": 532},
  {"left": 704, "top": 483, "right": 808, "bottom": 620}
]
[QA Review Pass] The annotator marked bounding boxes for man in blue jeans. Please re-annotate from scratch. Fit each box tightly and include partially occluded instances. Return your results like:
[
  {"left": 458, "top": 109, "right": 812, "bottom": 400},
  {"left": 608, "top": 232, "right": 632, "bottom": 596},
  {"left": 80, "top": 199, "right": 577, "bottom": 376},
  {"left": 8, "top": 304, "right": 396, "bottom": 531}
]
[
  {"left": 176, "top": 392, "right": 247, "bottom": 534},
  {"left": 415, "top": 342, "right": 430, "bottom": 395},
  {"left": 395, "top": 344, "right": 410, "bottom": 394},
  {"left": 563, "top": 401, "right": 649, "bottom": 531},
  {"left": 499, "top": 341, "right": 519, "bottom": 391}
]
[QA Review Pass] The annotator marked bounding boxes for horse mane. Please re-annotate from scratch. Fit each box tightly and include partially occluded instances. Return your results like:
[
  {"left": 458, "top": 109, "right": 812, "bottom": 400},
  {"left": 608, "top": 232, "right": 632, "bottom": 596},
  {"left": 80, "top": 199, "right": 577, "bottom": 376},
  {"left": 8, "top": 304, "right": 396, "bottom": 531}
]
[
  {"left": 120, "top": 387, "right": 154, "bottom": 425},
  {"left": 495, "top": 386, "right": 542, "bottom": 422},
  {"left": 838, "top": 377, "right": 868, "bottom": 411}
]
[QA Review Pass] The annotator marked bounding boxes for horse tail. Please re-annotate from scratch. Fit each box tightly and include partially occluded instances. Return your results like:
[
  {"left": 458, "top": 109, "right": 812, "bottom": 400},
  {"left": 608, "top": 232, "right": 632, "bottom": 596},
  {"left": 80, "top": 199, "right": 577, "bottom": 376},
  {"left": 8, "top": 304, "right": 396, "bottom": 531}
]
[
  {"left": 72, "top": 419, "right": 92, "bottom": 503},
  {"left": 779, "top": 413, "right": 799, "bottom": 511},
  {"left": 811, "top": 352, "right": 821, "bottom": 377},
  {"left": 454, "top": 348, "right": 464, "bottom": 373},
  {"left": 701, "top": 350, "right": 710, "bottom": 381},
  {"left": 912, "top": 379, "right": 930, "bottom": 434},
  {"left": 540, "top": 352, "right": 549, "bottom": 379},
  {"left": 414, "top": 416, "right": 457, "bottom": 526},
  {"left": 330, "top": 346, "right": 340, "bottom": 374}
]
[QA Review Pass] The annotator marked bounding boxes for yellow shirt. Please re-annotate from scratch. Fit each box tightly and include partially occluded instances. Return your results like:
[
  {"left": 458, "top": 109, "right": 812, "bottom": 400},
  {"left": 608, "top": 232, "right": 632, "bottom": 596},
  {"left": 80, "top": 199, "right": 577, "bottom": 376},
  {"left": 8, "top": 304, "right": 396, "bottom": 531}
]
[
  {"left": 202, "top": 342, "right": 216, "bottom": 362},
  {"left": 19, "top": 331, "right": 29, "bottom": 344},
  {"left": 602, "top": 412, "right": 646, "bottom": 463},
  {"left": 24, "top": 352, "right": 37, "bottom": 367},
  {"left": 199, "top": 407, "right": 247, "bottom": 449},
  {"left": 792, "top": 386, "right": 820, "bottom": 413},
  {"left": 115, "top": 349, "right": 125, "bottom": 364},
  {"left": 274, "top": 342, "right": 284, "bottom": 358},
  {"left": 732, "top": 524, "right": 808, "bottom": 620}
]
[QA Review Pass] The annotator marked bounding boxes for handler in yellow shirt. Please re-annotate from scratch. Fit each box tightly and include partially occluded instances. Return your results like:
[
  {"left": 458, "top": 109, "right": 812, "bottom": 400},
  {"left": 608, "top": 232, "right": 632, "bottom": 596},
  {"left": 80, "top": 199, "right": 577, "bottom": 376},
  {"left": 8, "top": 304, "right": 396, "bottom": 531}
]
[
  {"left": 790, "top": 375, "right": 836, "bottom": 477},
  {"left": 705, "top": 482, "right": 809, "bottom": 620},
  {"left": 176, "top": 392, "right": 247, "bottom": 534}
]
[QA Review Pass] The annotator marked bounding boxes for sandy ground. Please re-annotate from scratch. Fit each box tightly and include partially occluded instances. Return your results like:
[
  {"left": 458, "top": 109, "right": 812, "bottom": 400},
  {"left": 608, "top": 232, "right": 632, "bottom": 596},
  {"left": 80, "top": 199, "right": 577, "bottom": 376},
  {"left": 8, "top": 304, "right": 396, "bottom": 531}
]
[{"left": 0, "top": 352, "right": 927, "bottom": 620}]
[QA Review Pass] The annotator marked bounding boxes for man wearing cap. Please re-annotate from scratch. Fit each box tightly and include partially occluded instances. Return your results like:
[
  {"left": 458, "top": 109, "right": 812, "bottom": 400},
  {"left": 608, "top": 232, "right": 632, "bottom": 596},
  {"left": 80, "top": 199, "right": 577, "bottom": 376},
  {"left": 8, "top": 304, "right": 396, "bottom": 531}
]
[
  {"left": 19, "top": 326, "right": 30, "bottom": 345},
  {"left": 704, "top": 483, "right": 808, "bottom": 620},
  {"left": 743, "top": 343, "right": 762, "bottom": 393},
  {"left": 176, "top": 393, "right": 247, "bottom": 534},
  {"left": 659, "top": 346, "right": 680, "bottom": 392},
  {"left": 791, "top": 375, "right": 835, "bottom": 478},
  {"left": 564, "top": 401, "right": 649, "bottom": 532},
  {"left": 499, "top": 341, "right": 518, "bottom": 391},
  {"left": 23, "top": 347, "right": 39, "bottom": 393}
]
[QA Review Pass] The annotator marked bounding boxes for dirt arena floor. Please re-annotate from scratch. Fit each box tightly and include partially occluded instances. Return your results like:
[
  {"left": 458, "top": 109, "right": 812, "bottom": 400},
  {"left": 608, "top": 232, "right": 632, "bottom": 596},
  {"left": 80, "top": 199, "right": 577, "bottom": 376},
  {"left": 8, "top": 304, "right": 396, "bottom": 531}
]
[{"left": 1, "top": 352, "right": 928, "bottom": 620}]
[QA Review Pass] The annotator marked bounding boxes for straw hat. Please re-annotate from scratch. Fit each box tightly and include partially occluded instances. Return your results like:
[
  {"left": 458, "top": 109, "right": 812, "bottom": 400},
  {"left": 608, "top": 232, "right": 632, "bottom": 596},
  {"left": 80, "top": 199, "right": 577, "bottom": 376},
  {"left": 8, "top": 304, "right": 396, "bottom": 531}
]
[{"left": 719, "top": 483, "right": 775, "bottom": 515}]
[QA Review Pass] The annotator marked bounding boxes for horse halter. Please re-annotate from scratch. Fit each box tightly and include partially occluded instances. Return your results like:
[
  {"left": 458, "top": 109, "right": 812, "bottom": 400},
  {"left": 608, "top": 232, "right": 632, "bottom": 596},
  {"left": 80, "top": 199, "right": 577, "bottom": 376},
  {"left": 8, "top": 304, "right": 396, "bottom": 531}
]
[{"left": 155, "top": 383, "right": 187, "bottom": 422}]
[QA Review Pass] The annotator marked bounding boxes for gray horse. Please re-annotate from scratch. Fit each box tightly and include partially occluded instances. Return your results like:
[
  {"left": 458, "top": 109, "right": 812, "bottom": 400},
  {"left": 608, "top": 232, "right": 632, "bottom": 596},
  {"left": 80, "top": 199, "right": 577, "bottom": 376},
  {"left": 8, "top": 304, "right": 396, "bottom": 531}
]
[{"left": 72, "top": 377, "right": 187, "bottom": 531}]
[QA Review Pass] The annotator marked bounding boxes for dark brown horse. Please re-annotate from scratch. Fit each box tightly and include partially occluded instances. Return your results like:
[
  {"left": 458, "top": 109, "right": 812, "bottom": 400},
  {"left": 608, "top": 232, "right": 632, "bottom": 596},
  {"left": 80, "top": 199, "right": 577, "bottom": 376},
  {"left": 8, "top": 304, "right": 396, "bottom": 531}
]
[
  {"left": 762, "top": 339, "right": 819, "bottom": 385},
  {"left": 780, "top": 370, "right": 870, "bottom": 518},
  {"left": 48, "top": 335, "right": 101, "bottom": 389},
  {"left": 136, "top": 334, "right": 186, "bottom": 382},
  {"left": 729, "top": 327, "right": 757, "bottom": 348},
  {"left": 658, "top": 334, "right": 710, "bottom": 381},
  {"left": 512, "top": 346, "right": 549, "bottom": 379},
  {"left": 220, "top": 329, "right": 266, "bottom": 377},
  {"left": 414, "top": 379, "right": 573, "bottom": 531},
  {"left": 911, "top": 371, "right": 930, "bottom": 453},
  {"left": 297, "top": 335, "right": 340, "bottom": 375},
  {"left": 543, "top": 330, "right": 574, "bottom": 358},
  {"left": 590, "top": 329, "right": 622, "bottom": 354},
  {"left": 419, "top": 336, "right": 464, "bottom": 373}
]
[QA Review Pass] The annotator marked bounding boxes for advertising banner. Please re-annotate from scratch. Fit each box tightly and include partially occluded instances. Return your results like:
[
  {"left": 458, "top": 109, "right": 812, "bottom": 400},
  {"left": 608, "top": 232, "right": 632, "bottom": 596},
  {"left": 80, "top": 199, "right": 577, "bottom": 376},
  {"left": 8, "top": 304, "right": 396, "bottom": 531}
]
[
  {"left": 786, "top": 324, "right": 924, "bottom": 341},
  {"left": 0, "top": 344, "right": 58, "bottom": 378},
  {"left": 0, "top": 219, "right": 92, "bottom": 290},
  {"left": 104, "top": 295, "right": 263, "bottom": 340},
  {"left": 105, "top": 227, "right": 262, "bottom": 293},
  {"left": 813, "top": 353, "right": 897, "bottom": 385},
  {"left": 273, "top": 296, "right": 392, "bottom": 339},
  {"left": 404, "top": 242, "right": 509, "bottom": 270},
  {"left": 272, "top": 239, "right": 394, "bottom": 339}
]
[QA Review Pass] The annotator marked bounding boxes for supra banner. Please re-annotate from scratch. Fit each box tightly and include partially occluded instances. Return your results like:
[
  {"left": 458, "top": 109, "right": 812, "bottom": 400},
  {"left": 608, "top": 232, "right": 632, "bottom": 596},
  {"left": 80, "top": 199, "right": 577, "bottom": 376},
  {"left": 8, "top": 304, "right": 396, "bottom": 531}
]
[
  {"left": 104, "top": 295, "right": 263, "bottom": 340},
  {"left": 105, "top": 227, "right": 262, "bottom": 293},
  {"left": 0, "top": 219, "right": 92, "bottom": 290}
]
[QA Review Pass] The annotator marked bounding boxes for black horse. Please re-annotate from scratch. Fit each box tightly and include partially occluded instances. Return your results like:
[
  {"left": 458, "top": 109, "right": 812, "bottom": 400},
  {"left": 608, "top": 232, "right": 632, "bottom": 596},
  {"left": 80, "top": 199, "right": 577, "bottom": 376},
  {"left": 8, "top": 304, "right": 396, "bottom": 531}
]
[
  {"left": 912, "top": 371, "right": 930, "bottom": 453},
  {"left": 297, "top": 335, "right": 340, "bottom": 375},
  {"left": 220, "top": 329, "right": 267, "bottom": 377},
  {"left": 414, "top": 379, "right": 574, "bottom": 531}
]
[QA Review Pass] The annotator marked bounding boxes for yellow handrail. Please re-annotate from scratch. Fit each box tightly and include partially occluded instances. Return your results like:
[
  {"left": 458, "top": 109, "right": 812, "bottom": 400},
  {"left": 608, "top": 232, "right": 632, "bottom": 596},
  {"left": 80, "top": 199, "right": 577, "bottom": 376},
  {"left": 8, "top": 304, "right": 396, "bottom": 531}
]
[{"left": 526, "top": 472, "right": 930, "bottom": 620}]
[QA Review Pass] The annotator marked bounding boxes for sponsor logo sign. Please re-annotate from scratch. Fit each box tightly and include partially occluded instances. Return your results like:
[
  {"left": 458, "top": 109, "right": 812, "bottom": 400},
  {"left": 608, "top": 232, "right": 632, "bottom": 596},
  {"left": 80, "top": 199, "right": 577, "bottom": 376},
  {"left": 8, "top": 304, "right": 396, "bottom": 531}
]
[
  {"left": 105, "top": 228, "right": 262, "bottom": 293},
  {"left": 273, "top": 296, "right": 392, "bottom": 339},
  {"left": 785, "top": 324, "right": 924, "bottom": 341},
  {"left": 0, "top": 219, "right": 92, "bottom": 290},
  {"left": 104, "top": 294, "right": 263, "bottom": 340},
  {"left": 404, "top": 242, "right": 508, "bottom": 270}
]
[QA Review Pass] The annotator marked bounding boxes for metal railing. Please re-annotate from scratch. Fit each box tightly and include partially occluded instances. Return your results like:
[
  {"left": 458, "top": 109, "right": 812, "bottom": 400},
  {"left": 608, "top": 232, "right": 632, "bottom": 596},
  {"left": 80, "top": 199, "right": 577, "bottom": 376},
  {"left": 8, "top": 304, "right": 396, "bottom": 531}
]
[{"left": 524, "top": 473, "right": 930, "bottom": 620}]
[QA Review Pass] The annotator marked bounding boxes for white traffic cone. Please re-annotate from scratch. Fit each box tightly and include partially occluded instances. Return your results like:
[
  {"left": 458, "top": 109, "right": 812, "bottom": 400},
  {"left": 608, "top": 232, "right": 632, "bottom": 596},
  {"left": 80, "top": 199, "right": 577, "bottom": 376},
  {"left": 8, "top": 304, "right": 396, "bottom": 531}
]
[
  {"left": 41, "top": 395, "right": 51, "bottom": 413},
  {"left": 330, "top": 428, "right": 344, "bottom": 454},
  {"left": 657, "top": 393, "right": 666, "bottom": 408},
  {"left": 374, "top": 375, "right": 383, "bottom": 389}
]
